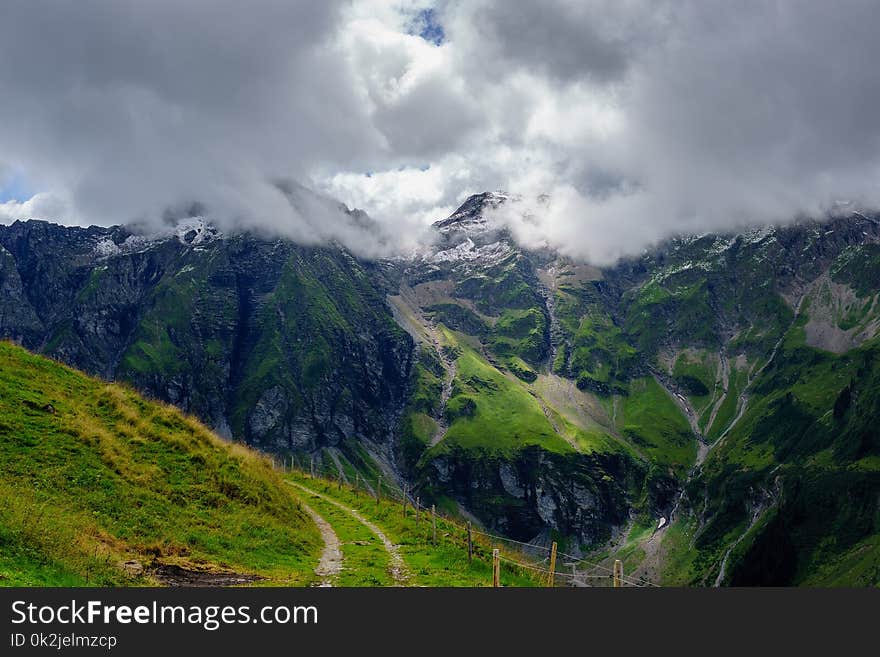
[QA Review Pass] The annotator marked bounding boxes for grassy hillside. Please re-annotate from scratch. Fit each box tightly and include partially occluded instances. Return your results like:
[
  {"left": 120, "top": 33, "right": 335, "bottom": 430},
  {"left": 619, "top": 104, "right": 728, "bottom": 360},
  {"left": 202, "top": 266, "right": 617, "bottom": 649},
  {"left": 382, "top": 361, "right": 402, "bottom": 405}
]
[
  {"left": 435, "top": 335, "right": 572, "bottom": 457},
  {"left": 657, "top": 334, "right": 880, "bottom": 586},
  {"left": 619, "top": 377, "right": 697, "bottom": 477},
  {"left": 0, "top": 341, "right": 321, "bottom": 586}
]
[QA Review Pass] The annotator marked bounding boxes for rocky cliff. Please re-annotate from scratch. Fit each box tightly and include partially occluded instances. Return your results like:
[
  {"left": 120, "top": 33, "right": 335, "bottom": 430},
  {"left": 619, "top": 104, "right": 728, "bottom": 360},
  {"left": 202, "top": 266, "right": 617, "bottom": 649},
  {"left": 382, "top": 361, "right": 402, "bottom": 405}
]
[{"left": 0, "top": 219, "right": 413, "bottom": 473}]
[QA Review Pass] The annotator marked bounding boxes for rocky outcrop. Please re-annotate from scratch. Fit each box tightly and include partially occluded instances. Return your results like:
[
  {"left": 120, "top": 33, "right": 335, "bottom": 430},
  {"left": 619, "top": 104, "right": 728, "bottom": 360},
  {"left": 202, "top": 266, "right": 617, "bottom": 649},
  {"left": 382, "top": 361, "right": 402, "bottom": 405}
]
[
  {"left": 420, "top": 444, "right": 639, "bottom": 545},
  {"left": 0, "top": 220, "right": 413, "bottom": 466}
]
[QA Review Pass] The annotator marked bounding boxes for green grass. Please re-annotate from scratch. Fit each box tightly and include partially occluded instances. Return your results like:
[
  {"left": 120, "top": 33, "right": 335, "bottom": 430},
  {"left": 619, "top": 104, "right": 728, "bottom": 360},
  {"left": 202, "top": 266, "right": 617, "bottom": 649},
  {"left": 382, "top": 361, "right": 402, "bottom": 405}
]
[
  {"left": 706, "top": 366, "right": 747, "bottom": 440},
  {"left": 552, "top": 286, "right": 636, "bottom": 391},
  {"left": 619, "top": 378, "right": 696, "bottom": 476},
  {"left": 454, "top": 254, "right": 542, "bottom": 316},
  {"left": 0, "top": 341, "right": 321, "bottom": 586},
  {"left": 429, "top": 336, "right": 572, "bottom": 457},
  {"left": 831, "top": 244, "right": 880, "bottom": 297},
  {"left": 799, "top": 534, "right": 880, "bottom": 587},
  {"left": 606, "top": 519, "right": 654, "bottom": 576},
  {"left": 118, "top": 254, "right": 215, "bottom": 377},
  {"left": 505, "top": 356, "right": 537, "bottom": 382},
  {"left": 672, "top": 351, "right": 715, "bottom": 413},
  {"left": 624, "top": 278, "right": 718, "bottom": 354},
  {"left": 76, "top": 265, "right": 108, "bottom": 303},
  {"left": 425, "top": 303, "right": 488, "bottom": 336},
  {"left": 658, "top": 518, "right": 703, "bottom": 586},
  {"left": 687, "top": 334, "right": 880, "bottom": 586},
  {"left": 488, "top": 308, "right": 547, "bottom": 365}
]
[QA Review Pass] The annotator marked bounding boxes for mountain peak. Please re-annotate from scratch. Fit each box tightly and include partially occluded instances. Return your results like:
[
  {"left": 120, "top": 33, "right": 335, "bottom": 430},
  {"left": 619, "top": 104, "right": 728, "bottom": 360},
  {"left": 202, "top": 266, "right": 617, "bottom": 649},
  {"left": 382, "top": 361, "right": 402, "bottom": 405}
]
[{"left": 432, "top": 191, "right": 509, "bottom": 229}]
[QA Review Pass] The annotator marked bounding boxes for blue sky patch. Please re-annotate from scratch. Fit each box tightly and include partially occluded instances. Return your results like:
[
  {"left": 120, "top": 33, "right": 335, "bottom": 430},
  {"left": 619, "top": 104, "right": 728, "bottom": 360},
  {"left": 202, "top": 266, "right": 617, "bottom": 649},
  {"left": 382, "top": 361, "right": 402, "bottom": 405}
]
[
  {"left": 410, "top": 8, "right": 445, "bottom": 46},
  {"left": 0, "top": 171, "right": 32, "bottom": 203}
]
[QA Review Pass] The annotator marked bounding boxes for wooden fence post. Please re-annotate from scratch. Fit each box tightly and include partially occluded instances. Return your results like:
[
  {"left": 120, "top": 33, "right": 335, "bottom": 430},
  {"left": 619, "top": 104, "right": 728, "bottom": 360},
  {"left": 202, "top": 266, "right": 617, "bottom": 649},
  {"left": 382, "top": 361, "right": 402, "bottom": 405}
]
[
  {"left": 376, "top": 477, "right": 381, "bottom": 505},
  {"left": 355, "top": 473, "right": 360, "bottom": 495},
  {"left": 416, "top": 497, "right": 421, "bottom": 524},
  {"left": 613, "top": 559, "right": 623, "bottom": 588},
  {"left": 492, "top": 549, "right": 500, "bottom": 587},
  {"left": 402, "top": 485, "right": 408, "bottom": 517},
  {"left": 467, "top": 521, "right": 473, "bottom": 562},
  {"left": 548, "top": 541, "right": 557, "bottom": 587},
  {"left": 310, "top": 456, "right": 315, "bottom": 477},
  {"left": 431, "top": 504, "right": 437, "bottom": 545}
]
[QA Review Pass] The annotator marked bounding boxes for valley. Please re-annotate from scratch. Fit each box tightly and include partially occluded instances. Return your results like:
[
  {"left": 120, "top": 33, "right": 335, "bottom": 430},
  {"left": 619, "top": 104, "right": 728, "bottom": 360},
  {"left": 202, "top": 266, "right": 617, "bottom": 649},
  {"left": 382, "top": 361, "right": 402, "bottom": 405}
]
[{"left": 1, "top": 195, "right": 879, "bottom": 586}]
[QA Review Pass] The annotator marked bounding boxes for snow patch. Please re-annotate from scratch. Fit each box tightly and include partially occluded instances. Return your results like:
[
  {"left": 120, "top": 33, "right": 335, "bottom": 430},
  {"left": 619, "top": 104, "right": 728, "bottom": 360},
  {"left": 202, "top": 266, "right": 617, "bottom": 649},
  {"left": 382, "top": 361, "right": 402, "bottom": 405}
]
[
  {"left": 94, "top": 238, "right": 120, "bottom": 258},
  {"left": 92, "top": 217, "right": 222, "bottom": 259},
  {"left": 174, "top": 217, "right": 218, "bottom": 245},
  {"left": 429, "top": 238, "right": 511, "bottom": 264}
]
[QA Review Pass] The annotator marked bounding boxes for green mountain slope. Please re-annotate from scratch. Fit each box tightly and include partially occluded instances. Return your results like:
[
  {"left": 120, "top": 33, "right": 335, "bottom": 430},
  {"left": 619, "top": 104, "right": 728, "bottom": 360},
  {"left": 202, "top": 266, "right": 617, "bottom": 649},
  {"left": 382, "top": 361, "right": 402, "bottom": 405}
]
[
  {"left": 2, "top": 198, "right": 880, "bottom": 586},
  {"left": 663, "top": 330, "right": 880, "bottom": 586},
  {"left": 0, "top": 341, "right": 321, "bottom": 586}
]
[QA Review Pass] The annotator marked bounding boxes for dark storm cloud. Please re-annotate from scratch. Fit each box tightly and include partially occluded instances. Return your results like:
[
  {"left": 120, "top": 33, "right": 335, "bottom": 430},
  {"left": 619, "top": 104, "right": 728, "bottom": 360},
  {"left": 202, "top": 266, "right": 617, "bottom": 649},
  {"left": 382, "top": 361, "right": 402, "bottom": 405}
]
[{"left": 461, "top": 0, "right": 659, "bottom": 85}]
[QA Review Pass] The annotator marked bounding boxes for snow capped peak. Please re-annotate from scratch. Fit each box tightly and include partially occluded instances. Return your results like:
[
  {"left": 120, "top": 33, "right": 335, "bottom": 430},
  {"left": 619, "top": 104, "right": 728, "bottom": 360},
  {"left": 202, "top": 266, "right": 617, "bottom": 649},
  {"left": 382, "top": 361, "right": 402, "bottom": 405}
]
[
  {"left": 92, "top": 217, "right": 222, "bottom": 259},
  {"left": 173, "top": 217, "right": 219, "bottom": 245},
  {"left": 412, "top": 191, "right": 519, "bottom": 268},
  {"left": 432, "top": 191, "right": 509, "bottom": 231}
]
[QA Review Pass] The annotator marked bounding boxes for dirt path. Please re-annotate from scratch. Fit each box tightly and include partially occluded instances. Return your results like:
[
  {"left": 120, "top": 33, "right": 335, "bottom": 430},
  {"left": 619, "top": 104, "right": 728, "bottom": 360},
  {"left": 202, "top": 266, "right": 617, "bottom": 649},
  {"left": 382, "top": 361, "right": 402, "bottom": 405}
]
[
  {"left": 151, "top": 565, "right": 265, "bottom": 586},
  {"left": 297, "top": 499, "right": 343, "bottom": 587},
  {"left": 289, "top": 481, "right": 411, "bottom": 586}
]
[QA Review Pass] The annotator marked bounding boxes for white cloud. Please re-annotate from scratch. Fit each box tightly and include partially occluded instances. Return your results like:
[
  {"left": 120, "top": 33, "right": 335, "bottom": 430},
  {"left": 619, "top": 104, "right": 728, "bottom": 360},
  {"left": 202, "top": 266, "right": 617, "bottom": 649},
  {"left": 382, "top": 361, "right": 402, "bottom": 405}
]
[{"left": 0, "top": 193, "right": 77, "bottom": 225}]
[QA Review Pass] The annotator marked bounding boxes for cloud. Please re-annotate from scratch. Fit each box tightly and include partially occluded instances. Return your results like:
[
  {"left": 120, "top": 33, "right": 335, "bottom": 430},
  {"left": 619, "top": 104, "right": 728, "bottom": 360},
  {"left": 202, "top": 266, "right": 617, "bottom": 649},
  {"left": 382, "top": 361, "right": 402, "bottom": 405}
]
[
  {"left": 0, "top": 193, "right": 75, "bottom": 225},
  {"left": 454, "top": 0, "right": 662, "bottom": 85},
  {"left": 0, "top": 0, "right": 384, "bottom": 243},
  {"left": 3, "top": 1, "right": 880, "bottom": 263},
  {"left": 345, "top": 0, "right": 880, "bottom": 264}
]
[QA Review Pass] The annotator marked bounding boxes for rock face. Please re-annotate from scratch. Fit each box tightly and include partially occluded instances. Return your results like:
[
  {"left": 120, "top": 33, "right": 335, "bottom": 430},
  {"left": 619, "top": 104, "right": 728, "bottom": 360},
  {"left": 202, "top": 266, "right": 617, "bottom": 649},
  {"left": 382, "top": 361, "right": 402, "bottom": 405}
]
[
  {"left": 422, "top": 446, "right": 636, "bottom": 545},
  {"left": 0, "top": 219, "right": 413, "bottom": 468},
  {"left": 2, "top": 198, "right": 880, "bottom": 580}
]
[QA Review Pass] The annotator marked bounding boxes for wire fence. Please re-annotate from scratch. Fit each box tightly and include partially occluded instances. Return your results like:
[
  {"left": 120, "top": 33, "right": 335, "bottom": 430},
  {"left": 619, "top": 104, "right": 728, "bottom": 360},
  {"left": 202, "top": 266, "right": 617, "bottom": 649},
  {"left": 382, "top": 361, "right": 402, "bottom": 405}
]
[{"left": 271, "top": 453, "right": 657, "bottom": 588}]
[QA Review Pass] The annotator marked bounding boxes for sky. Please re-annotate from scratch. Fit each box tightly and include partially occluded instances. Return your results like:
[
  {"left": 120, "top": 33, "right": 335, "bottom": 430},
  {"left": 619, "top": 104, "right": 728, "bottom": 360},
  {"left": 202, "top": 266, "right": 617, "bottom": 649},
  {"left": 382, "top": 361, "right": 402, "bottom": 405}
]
[{"left": 2, "top": 1, "right": 880, "bottom": 263}]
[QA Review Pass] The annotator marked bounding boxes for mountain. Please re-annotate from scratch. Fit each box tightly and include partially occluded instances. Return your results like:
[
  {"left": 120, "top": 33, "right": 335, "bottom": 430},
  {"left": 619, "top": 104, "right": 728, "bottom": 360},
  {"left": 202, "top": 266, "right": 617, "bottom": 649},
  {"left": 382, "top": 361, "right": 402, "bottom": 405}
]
[
  {"left": 0, "top": 218, "right": 412, "bottom": 471},
  {"left": 1, "top": 196, "right": 879, "bottom": 585}
]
